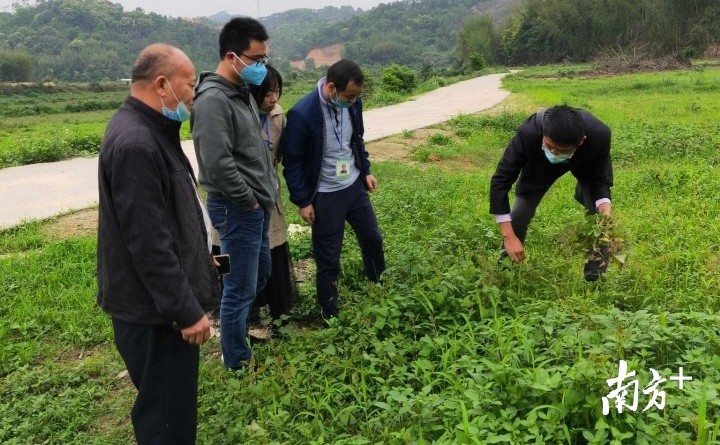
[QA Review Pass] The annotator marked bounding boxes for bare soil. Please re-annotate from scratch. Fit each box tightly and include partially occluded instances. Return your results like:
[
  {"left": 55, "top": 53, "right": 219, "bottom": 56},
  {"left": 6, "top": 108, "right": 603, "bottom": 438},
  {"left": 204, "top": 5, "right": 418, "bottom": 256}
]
[
  {"left": 290, "top": 43, "right": 343, "bottom": 69},
  {"left": 45, "top": 208, "right": 98, "bottom": 239}
]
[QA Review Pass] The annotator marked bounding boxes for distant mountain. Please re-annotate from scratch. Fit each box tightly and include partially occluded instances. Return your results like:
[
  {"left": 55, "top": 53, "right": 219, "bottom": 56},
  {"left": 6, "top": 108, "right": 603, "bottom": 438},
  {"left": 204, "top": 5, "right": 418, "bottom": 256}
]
[
  {"left": 0, "top": 0, "right": 521, "bottom": 82},
  {"left": 0, "top": 0, "right": 220, "bottom": 81},
  {"left": 470, "top": 0, "right": 520, "bottom": 23},
  {"left": 204, "top": 10, "right": 233, "bottom": 24},
  {"left": 298, "top": 0, "right": 522, "bottom": 69},
  {"left": 199, "top": 6, "right": 362, "bottom": 62}
]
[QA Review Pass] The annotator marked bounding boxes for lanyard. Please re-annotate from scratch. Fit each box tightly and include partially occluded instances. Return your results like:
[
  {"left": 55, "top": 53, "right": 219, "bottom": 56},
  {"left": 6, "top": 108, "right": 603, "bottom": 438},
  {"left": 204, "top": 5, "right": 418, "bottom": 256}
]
[
  {"left": 260, "top": 114, "right": 271, "bottom": 150},
  {"left": 327, "top": 104, "right": 343, "bottom": 147}
]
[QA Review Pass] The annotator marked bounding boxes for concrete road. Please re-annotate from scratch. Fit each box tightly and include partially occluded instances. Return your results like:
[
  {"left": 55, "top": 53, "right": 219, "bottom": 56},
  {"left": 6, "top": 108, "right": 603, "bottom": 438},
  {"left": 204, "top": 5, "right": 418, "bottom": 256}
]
[{"left": 0, "top": 72, "right": 511, "bottom": 229}]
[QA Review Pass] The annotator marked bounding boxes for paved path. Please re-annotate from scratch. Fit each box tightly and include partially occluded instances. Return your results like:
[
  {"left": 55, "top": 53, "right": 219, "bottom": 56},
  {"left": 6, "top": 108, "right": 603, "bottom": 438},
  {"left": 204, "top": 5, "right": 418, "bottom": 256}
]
[{"left": 0, "top": 73, "right": 511, "bottom": 229}]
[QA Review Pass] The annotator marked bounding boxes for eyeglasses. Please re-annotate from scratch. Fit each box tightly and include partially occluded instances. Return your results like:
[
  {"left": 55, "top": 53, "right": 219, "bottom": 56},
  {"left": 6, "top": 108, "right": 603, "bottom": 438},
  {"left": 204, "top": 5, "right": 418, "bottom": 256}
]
[
  {"left": 239, "top": 53, "right": 270, "bottom": 66},
  {"left": 545, "top": 145, "right": 577, "bottom": 156}
]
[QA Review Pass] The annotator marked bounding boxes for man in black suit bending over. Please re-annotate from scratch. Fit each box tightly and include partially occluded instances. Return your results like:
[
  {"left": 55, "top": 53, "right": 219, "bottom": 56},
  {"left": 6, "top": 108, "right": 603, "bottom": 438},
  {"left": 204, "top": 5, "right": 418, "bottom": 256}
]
[{"left": 489, "top": 105, "right": 613, "bottom": 281}]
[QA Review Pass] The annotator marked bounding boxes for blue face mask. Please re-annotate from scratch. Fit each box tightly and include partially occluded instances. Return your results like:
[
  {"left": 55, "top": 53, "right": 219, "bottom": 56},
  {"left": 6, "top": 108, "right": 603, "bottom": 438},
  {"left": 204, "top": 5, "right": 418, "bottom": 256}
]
[
  {"left": 160, "top": 83, "right": 191, "bottom": 122},
  {"left": 231, "top": 53, "right": 267, "bottom": 86},
  {"left": 542, "top": 144, "right": 572, "bottom": 164},
  {"left": 331, "top": 90, "right": 352, "bottom": 109}
]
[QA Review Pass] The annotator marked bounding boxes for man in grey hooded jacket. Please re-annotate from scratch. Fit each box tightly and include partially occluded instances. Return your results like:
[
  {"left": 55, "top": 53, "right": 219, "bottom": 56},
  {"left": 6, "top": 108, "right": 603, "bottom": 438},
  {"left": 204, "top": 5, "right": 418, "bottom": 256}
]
[{"left": 191, "top": 17, "right": 278, "bottom": 371}]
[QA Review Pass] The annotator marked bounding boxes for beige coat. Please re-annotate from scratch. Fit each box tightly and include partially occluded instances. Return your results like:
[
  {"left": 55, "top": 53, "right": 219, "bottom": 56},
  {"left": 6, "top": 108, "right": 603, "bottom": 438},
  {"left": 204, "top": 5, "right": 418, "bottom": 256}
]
[{"left": 265, "top": 105, "right": 287, "bottom": 248}]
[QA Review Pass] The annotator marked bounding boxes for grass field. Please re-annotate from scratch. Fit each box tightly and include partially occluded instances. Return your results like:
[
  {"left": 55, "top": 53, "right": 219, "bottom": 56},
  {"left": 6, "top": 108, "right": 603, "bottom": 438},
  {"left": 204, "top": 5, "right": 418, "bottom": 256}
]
[{"left": 1, "top": 65, "right": 719, "bottom": 444}]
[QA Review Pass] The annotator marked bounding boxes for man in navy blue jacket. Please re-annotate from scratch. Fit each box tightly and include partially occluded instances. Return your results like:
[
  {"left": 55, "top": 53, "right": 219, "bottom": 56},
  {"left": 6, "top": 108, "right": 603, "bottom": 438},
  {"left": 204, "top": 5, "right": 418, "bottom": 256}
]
[{"left": 282, "top": 59, "right": 385, "bottom": 320}]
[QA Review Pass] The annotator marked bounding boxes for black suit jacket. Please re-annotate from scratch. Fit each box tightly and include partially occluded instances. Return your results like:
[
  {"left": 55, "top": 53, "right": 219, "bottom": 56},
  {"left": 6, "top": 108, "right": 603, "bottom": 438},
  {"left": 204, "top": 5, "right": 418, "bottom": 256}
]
[{"left": 489, "top": 109, "right": 613, "bottom": 215}]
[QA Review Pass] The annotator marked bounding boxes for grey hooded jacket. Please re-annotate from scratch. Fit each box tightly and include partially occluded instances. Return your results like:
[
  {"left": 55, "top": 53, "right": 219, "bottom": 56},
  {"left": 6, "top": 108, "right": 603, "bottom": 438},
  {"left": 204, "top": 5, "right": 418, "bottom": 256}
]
[{"left": 191, "top": 72, "right": 277, "bottom": 211}]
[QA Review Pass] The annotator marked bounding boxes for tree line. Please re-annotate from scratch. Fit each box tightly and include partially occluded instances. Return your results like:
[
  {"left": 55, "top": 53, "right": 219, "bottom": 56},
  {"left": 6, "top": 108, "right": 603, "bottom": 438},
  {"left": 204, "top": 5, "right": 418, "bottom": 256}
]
[
  {"left": 1, "top": 0, "right": 718, "bottom": 82},
  {"left": 489, "top": 0, "right": 720, "bottom": 66},
  {"left": 0, "top": 0, "right": 219, "bottom": 82}
]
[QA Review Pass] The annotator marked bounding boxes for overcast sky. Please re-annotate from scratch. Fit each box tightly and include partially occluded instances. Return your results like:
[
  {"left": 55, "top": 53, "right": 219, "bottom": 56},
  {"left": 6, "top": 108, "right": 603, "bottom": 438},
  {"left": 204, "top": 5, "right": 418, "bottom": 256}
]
[{"left": 0, "top": 0, "right": 388, "bottom": 17}]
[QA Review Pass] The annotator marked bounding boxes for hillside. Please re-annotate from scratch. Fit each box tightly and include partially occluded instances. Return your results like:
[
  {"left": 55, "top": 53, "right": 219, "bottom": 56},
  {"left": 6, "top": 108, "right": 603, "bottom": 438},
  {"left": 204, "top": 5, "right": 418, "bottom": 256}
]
[
  {"left": 0, "top": 0, "right": 519, "bottom": 81},
  {"left": 470, "top": 0, "right": 519, "bottom": 23},
  {"left": 290, "top": 44, "right": 344, "bottom": 69},
  {"left": 0, "top": 0, "right": 220, "bottom": 82},
  {"left": 299, "top": 0, "right": 522, "bottom": 69},
  {"left": 196, "top": 6, "right": 361, "bottom": 62},
  {"left": 260, "top": 6, "right": 362, "bottom": 61}
]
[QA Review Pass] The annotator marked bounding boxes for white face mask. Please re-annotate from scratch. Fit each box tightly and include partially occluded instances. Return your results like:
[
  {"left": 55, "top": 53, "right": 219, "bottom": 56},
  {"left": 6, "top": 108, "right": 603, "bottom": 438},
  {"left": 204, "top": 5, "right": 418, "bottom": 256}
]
[{"left": 542, "top": 144, "right": 573, "bottom": 164}]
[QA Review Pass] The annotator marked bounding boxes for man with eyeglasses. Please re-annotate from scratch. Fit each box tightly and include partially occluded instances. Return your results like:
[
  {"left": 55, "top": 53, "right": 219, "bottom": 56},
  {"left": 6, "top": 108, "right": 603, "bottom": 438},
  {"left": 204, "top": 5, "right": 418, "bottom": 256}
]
[
  {"left": 489, "top": 105, "right": 613, "bottom": 281},
  {"left": 191, "top": 17, "right": 278, "bottom": 371}
]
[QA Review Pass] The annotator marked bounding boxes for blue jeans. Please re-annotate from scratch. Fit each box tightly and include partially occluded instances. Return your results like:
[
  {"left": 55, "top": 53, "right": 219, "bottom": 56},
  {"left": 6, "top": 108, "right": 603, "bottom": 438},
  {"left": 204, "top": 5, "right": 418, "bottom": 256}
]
[{"left": 207, "top": 193, "right": 270, "bottom": 369}]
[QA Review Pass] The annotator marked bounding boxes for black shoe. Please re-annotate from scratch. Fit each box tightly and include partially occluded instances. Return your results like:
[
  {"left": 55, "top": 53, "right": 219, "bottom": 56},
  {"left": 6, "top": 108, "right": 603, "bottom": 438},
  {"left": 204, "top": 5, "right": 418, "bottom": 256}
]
[
  {"left": 584, "top": 246, "right": 609, "bottom": 282},
  {"left": 497, "top": 249, "right": 511, "bottom": 270},
  {"left": 249, "top": 334, "right": 268, "bottom": 345},
  {"left": 248, "top": 307, "right": 262, "bottom": 325}
]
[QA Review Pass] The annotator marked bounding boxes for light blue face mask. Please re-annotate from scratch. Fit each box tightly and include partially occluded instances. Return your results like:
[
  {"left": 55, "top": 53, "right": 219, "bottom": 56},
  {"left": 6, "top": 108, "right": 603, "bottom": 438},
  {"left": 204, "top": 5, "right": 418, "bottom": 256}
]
[
  {"left": 231, "top": 53, "right": 267, "bottom": 86},
  {"left": 542, "top": 144, "right": 572, "bottom": 164},
  {"left": 331, "top": 90, "right": 352, "bottom": 108},
  {"left": 160, "top": 83, "right": 191, "bottom": 122}
]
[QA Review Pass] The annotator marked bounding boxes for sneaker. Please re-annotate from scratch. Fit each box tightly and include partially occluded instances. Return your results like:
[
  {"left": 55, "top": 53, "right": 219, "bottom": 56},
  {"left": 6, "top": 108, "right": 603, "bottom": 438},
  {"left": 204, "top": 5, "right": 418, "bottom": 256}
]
[{"left": 584, "top": 246, "right": 609, "bottom": 282}]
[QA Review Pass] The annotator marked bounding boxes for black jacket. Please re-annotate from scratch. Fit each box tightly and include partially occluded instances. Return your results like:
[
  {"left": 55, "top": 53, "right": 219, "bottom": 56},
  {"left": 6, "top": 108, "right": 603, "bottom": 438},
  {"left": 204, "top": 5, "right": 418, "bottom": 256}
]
[
  {"left": 97, "top": 96, "right": 220, "bottom": 329},
  {"left": 489, "top": 108, "right": 613, "bottom": 215}
]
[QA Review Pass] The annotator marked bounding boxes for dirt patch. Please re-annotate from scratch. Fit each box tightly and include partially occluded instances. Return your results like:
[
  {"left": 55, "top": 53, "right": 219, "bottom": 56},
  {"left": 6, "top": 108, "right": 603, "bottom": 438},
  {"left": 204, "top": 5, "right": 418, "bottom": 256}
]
[
  {"left": 293, "top": 258, "right": 314, "bottom": 283},
  {"left": 367, "top": 128, "right": 455, "bottom": 163},
  {"left": 368, "top": 140, "right": 413, "bottom": 162},
  {"left": 290, "top": 43, "right": 343, "bottom": 69},
  {"left": 57, "top": 346, "right": 98, "bottom": 363},
  {"left": 45, "top": 208, "right": 98, "bottom": 239}
]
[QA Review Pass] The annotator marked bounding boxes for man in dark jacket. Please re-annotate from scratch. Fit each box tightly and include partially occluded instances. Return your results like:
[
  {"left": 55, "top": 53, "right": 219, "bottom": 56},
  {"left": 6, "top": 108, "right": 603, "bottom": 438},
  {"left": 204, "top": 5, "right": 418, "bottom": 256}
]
[
  {"left": 282, "top": 59, "right": 385, "bottom": 321},
  {"left": 97, "top": 44, "right": 220, "bottom": 445},
  {"left": 191, "top": 17, "right": 278, "bottom": 370},
  {"left": 489, "top": 105, "right": 613, "bottom": 281}
]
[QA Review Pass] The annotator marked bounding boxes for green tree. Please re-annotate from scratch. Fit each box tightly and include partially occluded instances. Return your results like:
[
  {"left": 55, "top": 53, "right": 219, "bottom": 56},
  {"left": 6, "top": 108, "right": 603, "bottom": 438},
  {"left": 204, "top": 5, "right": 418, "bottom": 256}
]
[
  {"left": 500, "top": 0, "right": 720, "bottom": 64},
  {"left": 457, "top": 14, "right": 499, "bottom": 69},
  {"left": 0, "top": 50, "right": 32, "bottom": 81},
  {"left": 380, "top": 64, "right": 416, "bottom": 93}
]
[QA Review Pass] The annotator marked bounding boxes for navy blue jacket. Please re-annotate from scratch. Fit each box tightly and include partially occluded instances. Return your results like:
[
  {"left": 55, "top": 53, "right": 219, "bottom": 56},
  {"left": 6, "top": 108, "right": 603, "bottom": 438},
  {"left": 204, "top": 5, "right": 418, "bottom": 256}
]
[{"left": 282, "top": 88, "right": 371, "bottom": 208}]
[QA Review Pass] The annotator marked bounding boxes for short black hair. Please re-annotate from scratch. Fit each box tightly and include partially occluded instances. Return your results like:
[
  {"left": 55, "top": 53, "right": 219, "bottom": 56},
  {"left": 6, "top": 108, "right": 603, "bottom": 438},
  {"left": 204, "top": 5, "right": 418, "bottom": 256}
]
[
  {"left": 326, "top": 59, "right": 364, "bottom": 92},
  {"left": 249, "top": 64, "right": 282, "bottom": 106},
  {"left": 543, "top": 105, "right": 586, "bottom": 146},
  {"left": 218, "top": 17, "right": 268, "bottom": 59}
]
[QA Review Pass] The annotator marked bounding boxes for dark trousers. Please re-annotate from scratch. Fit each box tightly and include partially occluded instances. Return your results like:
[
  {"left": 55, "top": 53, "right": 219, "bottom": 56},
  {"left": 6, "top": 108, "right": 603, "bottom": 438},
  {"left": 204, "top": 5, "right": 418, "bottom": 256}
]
[
  {"left": 312, "top": 177, "right": 385, "bottom": 317},
  {"left": 112, "top": 318, "right": 200, "bottom": 445},
  {"left": 511, "top": 181, "right": 597, "bottom": 243}
]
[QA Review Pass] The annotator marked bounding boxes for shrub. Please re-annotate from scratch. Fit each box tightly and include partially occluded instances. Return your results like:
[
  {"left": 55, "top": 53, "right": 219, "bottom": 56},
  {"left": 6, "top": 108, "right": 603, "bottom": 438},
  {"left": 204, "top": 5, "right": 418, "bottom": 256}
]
[
  {"left": 380, "top": 64, "right": 416, "bottom": 93},
  {"left": 428, "top": 133, "right": 452, "bottom": 145}
]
